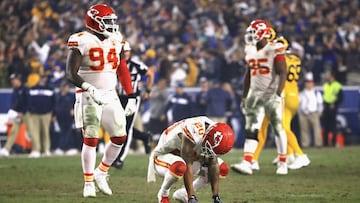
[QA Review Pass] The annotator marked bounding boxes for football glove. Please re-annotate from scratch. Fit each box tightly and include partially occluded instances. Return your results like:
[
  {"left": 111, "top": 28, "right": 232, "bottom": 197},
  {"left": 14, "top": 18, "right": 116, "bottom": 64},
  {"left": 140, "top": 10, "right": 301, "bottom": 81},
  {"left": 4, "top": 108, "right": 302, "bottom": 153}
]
[
  {"left": 124, "top": 97, "right": 137, "bottom": 116},
  {"left": 81, "top": 82, "right": 104, "bottom": 105},
  {"left": 240, "top": 98, "right": 247, "bottom": 115},
  {"left": 213, "top": 195, "right": 223, "bottom": 203},
  {"left": 269, "top": 93, "right": 282, "bottom": 107},
  {"left": 188, "top": 195, "right": 198, "bottom": 203}
]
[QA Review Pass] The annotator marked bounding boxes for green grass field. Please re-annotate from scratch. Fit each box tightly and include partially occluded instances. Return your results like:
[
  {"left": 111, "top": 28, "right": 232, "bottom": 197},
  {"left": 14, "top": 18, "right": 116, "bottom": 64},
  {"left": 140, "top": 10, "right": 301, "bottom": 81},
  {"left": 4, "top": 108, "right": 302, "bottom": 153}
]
[{"left": 1, "top": 146, "right": 360, "bottom": 203}]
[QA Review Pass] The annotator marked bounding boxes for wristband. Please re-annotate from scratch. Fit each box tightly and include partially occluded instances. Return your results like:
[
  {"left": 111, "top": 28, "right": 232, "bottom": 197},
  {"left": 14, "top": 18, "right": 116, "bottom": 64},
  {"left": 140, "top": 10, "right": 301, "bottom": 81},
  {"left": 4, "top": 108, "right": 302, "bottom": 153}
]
[{"left": 81, "top": 82, "right": 92, "bottom": 91}]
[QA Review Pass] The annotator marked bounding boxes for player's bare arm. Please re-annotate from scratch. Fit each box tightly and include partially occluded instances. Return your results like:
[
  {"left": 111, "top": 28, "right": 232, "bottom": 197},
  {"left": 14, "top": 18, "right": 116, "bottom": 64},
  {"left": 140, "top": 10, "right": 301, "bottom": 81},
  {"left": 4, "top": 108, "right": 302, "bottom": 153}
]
[
  {"left": 242, "top": 67, "right": 251, "bottom": 99},
  {"left": 143, "top": 66, "right": 154, "bottom": 99},
  {"left": 180, "top": 133, "right": 197, "bottom": 197},
  {"left": 208, "top": 156, "right": 220, "bottom": 197},
  {"left": 66, "top": 48, "right": 84, "bottom": 88},
  {"left": 274, "top": 59, "right": 287, "bottom": 96}
]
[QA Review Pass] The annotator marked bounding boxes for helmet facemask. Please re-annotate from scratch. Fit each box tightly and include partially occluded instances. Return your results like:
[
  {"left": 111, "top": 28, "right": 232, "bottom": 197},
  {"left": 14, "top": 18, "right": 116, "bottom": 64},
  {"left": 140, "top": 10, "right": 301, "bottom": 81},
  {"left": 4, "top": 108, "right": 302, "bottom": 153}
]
[
  {"left": 94, "top": 14, "right": 118, "bottom": 38},
  {"left": 200, "top": 140, "right": 217, "bottom": 166}
]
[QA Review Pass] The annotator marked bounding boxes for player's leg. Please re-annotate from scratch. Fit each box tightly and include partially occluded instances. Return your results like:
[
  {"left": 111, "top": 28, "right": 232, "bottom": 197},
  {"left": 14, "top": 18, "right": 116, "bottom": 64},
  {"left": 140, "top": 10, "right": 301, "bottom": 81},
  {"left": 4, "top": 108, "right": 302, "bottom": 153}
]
[
  {"left": 154, "top": 154, "right": 187, "bottom": 203},
  {"left": 231, "top": 95, "right": 264, "bottom": 175},
  {"left": 79, "top": 93, "right": 103, "bottom": 197},
  {"left": 252, "top": 116, "right": 269, "bottom": 170},
  {"left": 173, "top": 158, "right": 230, "bottom": 203},
  {"left": 96, "top": 94, "right": 127, "bottom": 195},
  {"left": 266, "top": 98, "right": 287, "bottom": 175}
]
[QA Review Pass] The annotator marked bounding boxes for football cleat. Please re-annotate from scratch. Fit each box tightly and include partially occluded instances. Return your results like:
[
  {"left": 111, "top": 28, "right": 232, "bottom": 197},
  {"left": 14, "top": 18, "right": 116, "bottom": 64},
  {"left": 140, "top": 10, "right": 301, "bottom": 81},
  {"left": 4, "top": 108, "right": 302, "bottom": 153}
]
[
  {"left": 83, "top": 182, "right": 96, "bottom": 198},
  {"left": 173, "top": 188, "right": 188, "bottom": 203},
  {"left": 94, "top": 168, "right": 112, "bottom": 195},
  {"left": 288, "top": 154, "right": 311, "bottom": 170},
  {"left": 157, "top": 189, "right": 170, "bottom": 203},
  {"left": 251, "top": 160, "right": 260, "bottom": 171},
  {"left": 231, "top": 160, "right": 253, "bottom": 175},
  {"left": 276, "top": 162, "right": 288, "bottom": 175}
]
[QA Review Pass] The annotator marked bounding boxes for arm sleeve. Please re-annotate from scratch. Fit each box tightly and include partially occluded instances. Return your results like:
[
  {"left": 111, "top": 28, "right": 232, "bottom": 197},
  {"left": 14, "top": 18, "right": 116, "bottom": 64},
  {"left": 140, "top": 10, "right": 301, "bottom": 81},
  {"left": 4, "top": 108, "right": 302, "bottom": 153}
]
[{"left": 117, "top": 58, "right": 134, "bottom": 95}]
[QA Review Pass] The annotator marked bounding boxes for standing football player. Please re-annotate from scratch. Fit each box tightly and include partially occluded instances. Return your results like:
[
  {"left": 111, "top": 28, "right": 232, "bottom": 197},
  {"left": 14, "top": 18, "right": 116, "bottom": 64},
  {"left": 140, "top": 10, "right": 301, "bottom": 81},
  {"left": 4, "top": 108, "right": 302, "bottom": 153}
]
[
  {"left": 66, "top": 4, "right": 136, "bottom": 197},
  {"left": 231, "top": 20, "right": 288, "bottom": 175},
  {"left": 252, "top": 36, "right": 311, "bottom": 171},
  {"left": 147, "top": 116, "right": 234, "bottom": 203}
]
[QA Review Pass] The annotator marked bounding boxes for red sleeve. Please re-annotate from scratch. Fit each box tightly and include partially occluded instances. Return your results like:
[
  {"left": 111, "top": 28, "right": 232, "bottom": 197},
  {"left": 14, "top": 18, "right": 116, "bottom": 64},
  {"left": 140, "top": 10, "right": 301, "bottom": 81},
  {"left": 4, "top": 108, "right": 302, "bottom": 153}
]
[
  {"left": 117, "top": 58, "right": 133, "bottom": 95},
  {"left": 274, "top": 54, "right": 285, "bottom": 62}
]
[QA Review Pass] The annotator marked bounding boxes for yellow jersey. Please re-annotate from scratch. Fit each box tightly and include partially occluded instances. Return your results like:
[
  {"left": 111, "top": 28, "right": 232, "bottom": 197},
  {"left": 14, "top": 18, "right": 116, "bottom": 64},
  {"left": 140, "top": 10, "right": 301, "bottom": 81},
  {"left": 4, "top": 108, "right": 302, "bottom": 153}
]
[{"left": 283, "top": 54, "right": 301, "bottom": 113}]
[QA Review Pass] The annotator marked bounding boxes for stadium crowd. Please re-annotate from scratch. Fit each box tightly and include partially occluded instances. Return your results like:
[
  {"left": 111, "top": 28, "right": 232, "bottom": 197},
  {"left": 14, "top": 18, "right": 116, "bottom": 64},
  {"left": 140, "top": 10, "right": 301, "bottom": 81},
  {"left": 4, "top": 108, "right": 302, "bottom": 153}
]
[
  {"left": 0, "top": 0, "right": 359, "bottom": 155},
  {"left": 0, "top": 0, "right": 359, "bottom": 88}
]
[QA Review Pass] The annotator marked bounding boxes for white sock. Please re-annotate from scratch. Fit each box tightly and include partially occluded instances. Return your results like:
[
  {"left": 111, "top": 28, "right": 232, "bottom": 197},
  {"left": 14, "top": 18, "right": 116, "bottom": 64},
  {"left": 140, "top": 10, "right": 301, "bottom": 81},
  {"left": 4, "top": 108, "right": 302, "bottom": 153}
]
[
  {"left": 101, "top": 142, "right": 122, "bottom": 166},
  {"left": 160, "top": 171, "right": 178, "bottom": 195},
  {"left": 275, "top": 130, "right": 287, "bottom": 155},
  {"left": 193, "top": 176, "right": 208, "bottom": 191},
  {"left": 81, "top": 144, "right": 97, "bottom": 174}
]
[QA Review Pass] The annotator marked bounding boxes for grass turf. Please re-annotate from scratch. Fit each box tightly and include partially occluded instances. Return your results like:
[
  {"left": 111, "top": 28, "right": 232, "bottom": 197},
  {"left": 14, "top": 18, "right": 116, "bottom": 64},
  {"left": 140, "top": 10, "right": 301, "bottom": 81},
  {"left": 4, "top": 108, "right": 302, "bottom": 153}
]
[{"left": 0, "top": 146, "right": 360, "bottom": 203}]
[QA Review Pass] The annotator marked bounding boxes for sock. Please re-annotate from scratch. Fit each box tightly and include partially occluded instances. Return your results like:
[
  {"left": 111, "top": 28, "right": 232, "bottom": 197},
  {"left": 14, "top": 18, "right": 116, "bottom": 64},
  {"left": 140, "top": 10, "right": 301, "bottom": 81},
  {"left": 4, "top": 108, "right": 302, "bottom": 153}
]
[
  {"left": 243, "top": 139, "right": 258, "bottom": 163},
  {"left": 286, "top": 129, "right": 304, "bottom": 155},
  {"left": 275, "top": 130, "right": 287, "bottom": 163},
  {"left": 160, "top": 171, "right": 178, "bottom": 195},
  {"left": 193, "top": 176, "right": 208, "bottom": 191},
  {"left": 99, "top": 142, "right": 123, "bottom": 172},
  {"left": 82, "top": 144, "right": 97, "bottom": 182}
]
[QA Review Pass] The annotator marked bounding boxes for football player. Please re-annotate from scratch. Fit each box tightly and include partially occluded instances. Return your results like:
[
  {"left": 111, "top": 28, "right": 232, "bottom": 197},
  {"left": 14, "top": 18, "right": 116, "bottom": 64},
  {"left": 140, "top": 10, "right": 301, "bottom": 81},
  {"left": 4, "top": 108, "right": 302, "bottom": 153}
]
[
  {"left": 252, "top": 36, "right": 310, "bottom": 171},
  {"left": 66, "top": 4, "right": 137, "bottom": 197},
  {"left": 231, "top": 20, "right": 288, "bottom": 175},
  {"left": 147, "top": 116, "right": 234, "bottom": 203}
]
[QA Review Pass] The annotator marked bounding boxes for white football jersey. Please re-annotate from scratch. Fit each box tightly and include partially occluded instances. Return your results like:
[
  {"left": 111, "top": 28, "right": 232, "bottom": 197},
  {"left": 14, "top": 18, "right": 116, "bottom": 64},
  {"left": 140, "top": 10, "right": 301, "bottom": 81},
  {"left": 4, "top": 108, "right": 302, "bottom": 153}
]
[
  {"left": 67, "top": 31, "right": 126, "bottom": 90},
  {"left": 245, "top": 42, "right": 285, "bottom": 97},
  {"left": 152, "top": 116, "right": 216, "bottom": 156}
]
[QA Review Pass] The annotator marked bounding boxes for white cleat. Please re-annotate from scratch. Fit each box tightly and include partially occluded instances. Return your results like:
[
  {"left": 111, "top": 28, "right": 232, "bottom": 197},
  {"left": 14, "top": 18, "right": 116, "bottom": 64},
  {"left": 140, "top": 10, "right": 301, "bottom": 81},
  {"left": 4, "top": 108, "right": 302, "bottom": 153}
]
[
  {"left": 251, "top": 160, "right": 260, "bottom": 171},
  {"left": 173, "top": 188, "right": 188, "bottom": 203},
  {"left": 94, "top": 168, "right": 112, "bottom": 195},
  {"left": 0, "top": 148, "right": 9, "bottom": 157},
  {"left": 276, "top": 162, "right": 288, "bottom": 175},
  {"left": 288, "top": 154, "right": 311, "bottom": 170},
  {"left": 231, "top": 160, "right": 253, "bottom": 175},
  {"left": 157, "top": 189, "right": 170, "bottom": 203},
  {"left": 83, "top": 182, "right": 96, "bottom": 198}
]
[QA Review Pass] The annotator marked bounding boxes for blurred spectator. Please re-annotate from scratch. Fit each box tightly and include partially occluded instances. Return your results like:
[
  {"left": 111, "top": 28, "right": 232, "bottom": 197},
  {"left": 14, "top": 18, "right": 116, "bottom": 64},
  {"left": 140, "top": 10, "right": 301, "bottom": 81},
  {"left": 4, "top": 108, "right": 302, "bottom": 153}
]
[
  {"left": 52, "top": 81, "right": 76, "bottom": 156},
  {"left": 298, "top": 73, "right": 323, "bottom": 147},
  {"left": 166, "top": 82, "right": 193, "bottom": 123},
  {"left": 0, "top": 73, "right": 28, "bottom": 157},
  {"left": 147, "top": 78, "right": 169, "bottom": 138},
  {"left": 194, "top": 77, "right": 209, "bottom": 116},
  {"left": 322, "top": 70, "right": 343, "bottom": 147},
  {"left": 26, "top": 74, "right": 55, "bottom": 158},
  {"left": 205, "top": 81, "right": 232, "bottom": 123}
]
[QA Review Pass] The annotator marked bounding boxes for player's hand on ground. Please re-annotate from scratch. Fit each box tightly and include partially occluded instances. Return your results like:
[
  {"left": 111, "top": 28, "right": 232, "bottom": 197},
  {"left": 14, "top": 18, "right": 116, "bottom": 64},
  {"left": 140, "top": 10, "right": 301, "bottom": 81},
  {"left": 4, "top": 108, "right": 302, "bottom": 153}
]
[
  {"left": 188, "top": 195, "right": 198, "bottom": 203},
  {"left": 213, "top": 195, "right": 223, "bottom": 203},
  {"left": 125, "top": 98, "right": 137, "bottom": 116},
  {"left": 81, "top": 82, "right": 105, "bottom": 105}
]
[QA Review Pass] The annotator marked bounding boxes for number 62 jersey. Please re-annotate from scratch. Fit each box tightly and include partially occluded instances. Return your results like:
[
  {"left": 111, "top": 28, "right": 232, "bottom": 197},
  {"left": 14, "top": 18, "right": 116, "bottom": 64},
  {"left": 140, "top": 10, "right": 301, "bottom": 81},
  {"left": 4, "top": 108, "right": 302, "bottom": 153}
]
[
  {"left": 67, "top": 31, "right": 126, "bottom": 90},
  {"left": 245, "top": 42, "right": 285, "bottom": 98}
]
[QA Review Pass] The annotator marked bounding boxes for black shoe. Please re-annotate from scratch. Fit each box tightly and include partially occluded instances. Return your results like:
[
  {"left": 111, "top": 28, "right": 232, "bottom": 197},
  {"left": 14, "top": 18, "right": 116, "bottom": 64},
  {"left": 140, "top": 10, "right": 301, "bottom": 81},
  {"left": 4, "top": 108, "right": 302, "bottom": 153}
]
[{"left": 112, "top": 160, "right": 124, "bottom": 170}]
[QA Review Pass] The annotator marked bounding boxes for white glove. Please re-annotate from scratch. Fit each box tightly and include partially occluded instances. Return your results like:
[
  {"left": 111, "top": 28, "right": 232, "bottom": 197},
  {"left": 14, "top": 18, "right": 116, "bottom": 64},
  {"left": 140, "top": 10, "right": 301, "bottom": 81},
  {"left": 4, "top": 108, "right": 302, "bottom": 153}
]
[
  {"left": 240, "top": 99, "right": 247, "bottom": 115},
  {"left": 81, "top": 82, "right": 104, "bottom": 105},
  {"left": 270, "top": 93, "right": 282, "bottom": 107},
  {"left": 124, "top": 98, "right": 137, "bottom": 116}
]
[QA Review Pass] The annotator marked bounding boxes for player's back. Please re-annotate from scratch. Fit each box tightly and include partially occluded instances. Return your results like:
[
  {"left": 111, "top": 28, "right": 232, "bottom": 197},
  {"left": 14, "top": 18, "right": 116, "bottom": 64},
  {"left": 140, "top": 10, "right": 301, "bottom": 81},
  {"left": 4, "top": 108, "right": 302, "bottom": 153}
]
[
  {"left": 284, "top": 54, "right": 301, "bottom": 111},
  {"left": 67, "top": 31, "right": 125, "bottom": 90},
  {"left": 245, "top": 42, "right": 285, "bottom": 98}
]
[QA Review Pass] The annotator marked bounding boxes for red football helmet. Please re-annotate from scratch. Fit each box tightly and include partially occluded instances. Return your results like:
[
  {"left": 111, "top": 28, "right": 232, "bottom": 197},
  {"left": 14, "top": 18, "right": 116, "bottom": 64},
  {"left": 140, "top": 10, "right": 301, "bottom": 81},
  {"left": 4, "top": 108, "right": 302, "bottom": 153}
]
[
  {"left": 203, "top": 123, "right": 235, "bottom": 156},
  {"left": 245, "top": 20, "right": 271, "bottom": 45},
  {"left": 85, "top": 4, "right": 119, "bottom": 38}
]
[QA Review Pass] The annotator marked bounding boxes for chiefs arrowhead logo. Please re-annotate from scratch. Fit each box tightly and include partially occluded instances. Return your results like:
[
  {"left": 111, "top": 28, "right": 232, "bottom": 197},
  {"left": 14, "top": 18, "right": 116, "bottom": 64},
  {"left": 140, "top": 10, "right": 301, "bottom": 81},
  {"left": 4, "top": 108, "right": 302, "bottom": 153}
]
[
  {"left": 87, "top": 8, "right": 99, "bottom": 18},
  {"left": 213, "top": 131, "right": 223, "bottom": 148}
]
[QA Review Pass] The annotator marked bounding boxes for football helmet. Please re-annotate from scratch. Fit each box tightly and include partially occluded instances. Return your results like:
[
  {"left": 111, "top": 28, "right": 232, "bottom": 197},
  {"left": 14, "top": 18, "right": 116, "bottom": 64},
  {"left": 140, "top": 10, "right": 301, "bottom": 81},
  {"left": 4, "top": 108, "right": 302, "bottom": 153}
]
[
  {"left": 202, "top": 123, "right": 235, "bottom": 156},
  {"left": 245, "top": 20, "right": 271, "bottom": 45},
  {"left": 85, "top": 4, "right": 119, "bottom": 38},
  {"left": 275, "top": 36, "right": 289, "bottom": 50}
]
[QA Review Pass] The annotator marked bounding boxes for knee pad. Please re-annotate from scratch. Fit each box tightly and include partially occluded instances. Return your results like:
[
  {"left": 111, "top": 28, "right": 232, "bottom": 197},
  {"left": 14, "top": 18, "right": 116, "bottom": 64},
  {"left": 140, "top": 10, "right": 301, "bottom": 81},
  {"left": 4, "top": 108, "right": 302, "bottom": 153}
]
[
  {"left": 245, "top": 129, "right": 258, "bottom": 141},
  {"left": 169, "top": 161, "right": 187, "bottom": 178},
  {"left": 83, "top": 137, "right": 98, "bottom": 147},
  {"left": 219, "top": 162, "right": 229, "bottom": 177},
  {"left": 110, "top": 136, "right": 127, "bottom": 145}
]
